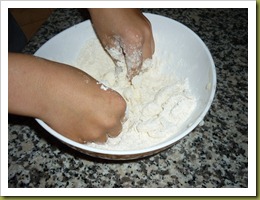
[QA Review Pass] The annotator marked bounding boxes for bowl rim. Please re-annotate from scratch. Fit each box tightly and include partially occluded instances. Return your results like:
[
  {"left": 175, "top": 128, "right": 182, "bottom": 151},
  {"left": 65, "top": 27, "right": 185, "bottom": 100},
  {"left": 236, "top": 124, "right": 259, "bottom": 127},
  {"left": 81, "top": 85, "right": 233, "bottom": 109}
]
[{"left": 34, "top": 12, "right": 217, "bottom": 157}]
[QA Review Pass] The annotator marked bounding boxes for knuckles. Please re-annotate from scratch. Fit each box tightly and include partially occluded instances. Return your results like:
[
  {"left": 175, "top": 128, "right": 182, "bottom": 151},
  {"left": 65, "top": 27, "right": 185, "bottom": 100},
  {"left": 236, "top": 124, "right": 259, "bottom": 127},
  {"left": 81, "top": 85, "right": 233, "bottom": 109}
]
[{"left": 77, "top": 91, "right": 126, "bottom": 144}]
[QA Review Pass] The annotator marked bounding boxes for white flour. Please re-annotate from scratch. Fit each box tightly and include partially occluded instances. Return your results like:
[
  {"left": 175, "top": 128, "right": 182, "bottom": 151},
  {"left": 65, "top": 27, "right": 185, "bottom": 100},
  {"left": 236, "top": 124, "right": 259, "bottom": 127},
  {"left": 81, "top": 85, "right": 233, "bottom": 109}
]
[{"left": 75, "top": 38, "right": 197, "bottom": 151}]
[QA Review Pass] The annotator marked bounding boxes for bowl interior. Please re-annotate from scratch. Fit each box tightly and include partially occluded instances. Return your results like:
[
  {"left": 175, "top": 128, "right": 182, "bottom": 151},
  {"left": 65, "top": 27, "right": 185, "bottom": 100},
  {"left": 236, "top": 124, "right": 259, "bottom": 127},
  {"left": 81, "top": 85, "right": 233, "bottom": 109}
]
[{"left": 34, "top": 13, "right": 216, "bottom": 159}]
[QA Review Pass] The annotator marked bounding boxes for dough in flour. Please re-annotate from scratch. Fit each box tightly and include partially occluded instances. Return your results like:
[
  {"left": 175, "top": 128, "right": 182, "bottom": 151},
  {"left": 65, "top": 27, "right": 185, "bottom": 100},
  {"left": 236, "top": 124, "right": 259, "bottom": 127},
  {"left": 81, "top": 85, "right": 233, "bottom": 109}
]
[{"left": 75, "top": 38, "right": 197, "bottom": 151}]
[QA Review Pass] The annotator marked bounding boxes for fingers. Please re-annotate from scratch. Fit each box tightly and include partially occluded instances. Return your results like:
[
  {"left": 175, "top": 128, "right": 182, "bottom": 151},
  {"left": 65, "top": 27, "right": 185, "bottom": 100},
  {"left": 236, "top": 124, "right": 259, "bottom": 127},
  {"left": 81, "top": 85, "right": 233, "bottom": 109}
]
[
  {"left": 76, "top": 124, "right": 122, "bottom": 144},
  {"left": 80, "top": 91, "right": 126, "bottom": 144},
  {"left": 123, "top": 36, "right": 154, "bottom": 81},
  {"left": 80, "top": 122, "right": 123, "bottom": 144},
  {"left": 114, "top": 23, "right": 154, "bottom": 80},
  {"left": 106, "top": 34, "right": 154, "bottom": 81},
  {"left": 107, "top": 120, "right": 123, "bottom": 138}
]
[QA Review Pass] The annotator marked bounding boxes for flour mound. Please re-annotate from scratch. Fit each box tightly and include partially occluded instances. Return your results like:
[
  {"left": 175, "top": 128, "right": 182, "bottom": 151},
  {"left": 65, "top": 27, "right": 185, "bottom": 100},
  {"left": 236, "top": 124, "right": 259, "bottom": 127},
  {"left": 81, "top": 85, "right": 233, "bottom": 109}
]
[{"left": 76, "top": 38, "right": 197, "bottom": 151}]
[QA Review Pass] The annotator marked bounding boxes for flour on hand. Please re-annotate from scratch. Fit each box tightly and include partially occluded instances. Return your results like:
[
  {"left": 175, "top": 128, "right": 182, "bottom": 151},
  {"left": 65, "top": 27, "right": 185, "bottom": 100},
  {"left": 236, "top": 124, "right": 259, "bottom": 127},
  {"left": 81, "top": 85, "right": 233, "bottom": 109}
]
[{"left": 76, "top": 38, "right": 197, "bottom": 151}]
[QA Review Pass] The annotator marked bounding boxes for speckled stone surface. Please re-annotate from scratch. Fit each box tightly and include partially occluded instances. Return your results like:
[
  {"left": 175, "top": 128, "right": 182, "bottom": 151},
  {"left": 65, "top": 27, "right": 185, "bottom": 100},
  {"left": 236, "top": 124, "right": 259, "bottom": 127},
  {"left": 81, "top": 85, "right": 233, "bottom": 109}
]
[{"left": 8, "top": 8, "right": 248, "bottom": 188}]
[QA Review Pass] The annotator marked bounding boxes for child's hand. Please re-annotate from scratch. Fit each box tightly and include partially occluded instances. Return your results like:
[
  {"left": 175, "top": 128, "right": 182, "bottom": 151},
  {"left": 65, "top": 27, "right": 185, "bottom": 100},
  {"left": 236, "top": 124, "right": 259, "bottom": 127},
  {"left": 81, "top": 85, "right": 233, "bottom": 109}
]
[
  {"left": 89, "top": 8, "right": 155, "bottom": 80},
  {"left": 9, "top": 53, "right": 126, "bottom": 143}
]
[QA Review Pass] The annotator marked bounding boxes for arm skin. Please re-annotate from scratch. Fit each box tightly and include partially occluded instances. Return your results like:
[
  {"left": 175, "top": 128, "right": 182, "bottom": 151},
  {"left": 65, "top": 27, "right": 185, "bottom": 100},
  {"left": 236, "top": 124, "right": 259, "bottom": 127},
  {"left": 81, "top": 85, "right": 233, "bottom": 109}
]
[
  {"left": 8, "top": 52, "right": 126, "bottom": 143},
  {"left": 8, "top": 9, "right": 154, "bottom": 144},
  {"left": 88, "top": 8, "right": 155, "bottom": 80}
]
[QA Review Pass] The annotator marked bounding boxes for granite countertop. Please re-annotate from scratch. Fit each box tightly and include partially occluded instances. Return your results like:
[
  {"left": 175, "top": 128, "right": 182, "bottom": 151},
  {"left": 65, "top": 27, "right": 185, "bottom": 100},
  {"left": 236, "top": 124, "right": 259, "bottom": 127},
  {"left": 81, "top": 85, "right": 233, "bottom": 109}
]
[{"left": 8, "top": 8, "right": 248, "bottom": 188}]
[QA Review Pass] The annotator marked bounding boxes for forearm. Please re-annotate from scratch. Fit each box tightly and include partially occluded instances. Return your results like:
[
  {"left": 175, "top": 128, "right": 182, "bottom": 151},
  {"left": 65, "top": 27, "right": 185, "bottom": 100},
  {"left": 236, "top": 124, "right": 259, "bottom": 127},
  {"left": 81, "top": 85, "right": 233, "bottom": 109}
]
[
  {"left": 88, "top": 8, "right": 141, "bottom": 19},
  {"left": 8, "top": 52, "right": 49, "bottom": 117},
  {"left": 8, "top": 52, "right": 126, "bottom": 143}
]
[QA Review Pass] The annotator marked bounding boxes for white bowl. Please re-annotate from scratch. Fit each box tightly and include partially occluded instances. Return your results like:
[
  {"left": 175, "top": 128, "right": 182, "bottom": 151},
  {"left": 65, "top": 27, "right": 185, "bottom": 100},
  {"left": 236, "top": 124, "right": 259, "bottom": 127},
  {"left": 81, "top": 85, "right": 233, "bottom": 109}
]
[{"left": 34, "top": 13, "right": 216, "bottom": 160}]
